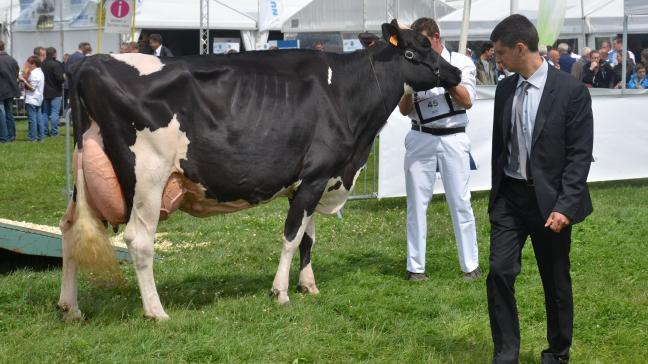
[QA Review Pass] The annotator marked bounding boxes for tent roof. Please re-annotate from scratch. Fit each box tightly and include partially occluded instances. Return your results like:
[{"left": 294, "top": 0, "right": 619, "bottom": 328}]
[{"left": 438, "top": 0, "right": 648, "bottom": 39}]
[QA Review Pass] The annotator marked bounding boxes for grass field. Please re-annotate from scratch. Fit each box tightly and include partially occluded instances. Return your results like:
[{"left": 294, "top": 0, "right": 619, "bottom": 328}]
[{"left": 1, "top": 121, "right": 647, "bottom": 363}]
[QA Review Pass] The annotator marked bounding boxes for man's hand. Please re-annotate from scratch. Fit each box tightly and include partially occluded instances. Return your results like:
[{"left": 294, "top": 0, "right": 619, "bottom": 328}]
[
  {"left": 544, "top": 212, "right": 571, "bottom": 233},
  {"left": 403, "top": 84, "right": 415, "bottom": 96},
  {"left": 590, "top": 61, "right": 599, "bottom": 71}
]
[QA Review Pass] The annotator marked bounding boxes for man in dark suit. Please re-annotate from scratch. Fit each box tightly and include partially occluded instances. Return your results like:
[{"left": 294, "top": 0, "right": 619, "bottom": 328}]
[
  {"left": 487, "top": 15, "right": 593, "bottom": 364},
  {"left": 149, "top": 34, "right": 174, "bottom": 58}
]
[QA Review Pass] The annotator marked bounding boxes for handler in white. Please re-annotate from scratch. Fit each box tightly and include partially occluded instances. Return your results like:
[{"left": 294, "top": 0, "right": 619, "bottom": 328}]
[{"left": 399, "top": 17, "right": 480, "bottom": 281}]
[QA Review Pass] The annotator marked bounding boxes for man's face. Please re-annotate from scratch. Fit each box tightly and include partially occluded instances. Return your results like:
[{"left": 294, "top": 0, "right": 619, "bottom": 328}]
[
  {"left": 638, "top": 68, "right": 646, "bottom": 79},
  {"left": 38, "top": 49, "right": 45, "bottom": 61},
  {"left": 590, "top": 52, "right": 600, "bottom": 63},
  {"left": 493, "top": 41, "right": 521, "bottom": 72},
  {"left": 549, "top": 50, "right": 560, "bottom": 63},
  {"left": 614, "top": 40, "right": 623, "bottom": 52},
  {"left": 150, "top": 40, "right": 161, "bottom": 50},
  {"left": 487, "top": 47, "right": 495, "bottom": 60},
  {"left": 83, "top": 46, "right": 92, "bottom": 55}
]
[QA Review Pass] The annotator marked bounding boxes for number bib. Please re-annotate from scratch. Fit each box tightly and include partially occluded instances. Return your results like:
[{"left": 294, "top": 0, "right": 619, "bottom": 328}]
[{"left": 414, "top": 93, "right": 452, "bottom": 120}]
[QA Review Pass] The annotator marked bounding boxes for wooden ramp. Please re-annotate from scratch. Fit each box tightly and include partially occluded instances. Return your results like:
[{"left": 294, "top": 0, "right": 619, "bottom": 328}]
[{"left": 0, "top": 220, "right": 131, "bottom": 262}]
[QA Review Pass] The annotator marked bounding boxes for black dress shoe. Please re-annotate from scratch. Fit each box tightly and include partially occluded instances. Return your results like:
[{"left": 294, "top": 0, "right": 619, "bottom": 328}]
[
  {"left": 405, "top": 271, "right": 428, "bottom": 281},
  {"left": 541, "top": 350, "right": 569, "bottom": 364}
]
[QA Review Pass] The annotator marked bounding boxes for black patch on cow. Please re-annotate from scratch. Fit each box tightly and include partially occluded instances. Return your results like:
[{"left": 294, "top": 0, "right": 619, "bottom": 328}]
[
  {"left": 327, "top": 180, "right": 343, "bottom": 192},
  {"left": 299, "top": 232, "right": 313, "bottom": 270}
]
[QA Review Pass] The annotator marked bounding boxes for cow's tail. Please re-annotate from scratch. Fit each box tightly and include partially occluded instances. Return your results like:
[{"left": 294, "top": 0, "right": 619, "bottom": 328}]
[{"left": 68, "top": 143, "right": 122, "bottom": 286}]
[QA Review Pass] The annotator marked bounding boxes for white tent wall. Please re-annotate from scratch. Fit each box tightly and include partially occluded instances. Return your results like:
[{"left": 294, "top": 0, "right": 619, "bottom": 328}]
[
  {"left": 12, "top": 29, "right": 119, "bottom": 65},
  {"left": 282, "top": 0, "right": 457, "bottom": 33}
]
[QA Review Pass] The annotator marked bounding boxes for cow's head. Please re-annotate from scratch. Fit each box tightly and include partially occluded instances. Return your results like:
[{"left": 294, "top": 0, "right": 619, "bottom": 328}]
[{"left": 381, "top": 20, "right": 461, "bottom": 90}]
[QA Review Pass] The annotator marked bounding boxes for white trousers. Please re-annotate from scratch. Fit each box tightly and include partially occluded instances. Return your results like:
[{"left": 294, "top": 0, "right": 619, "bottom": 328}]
[{"left": 404, "top": 130, "right": 479, "bottom": 273}]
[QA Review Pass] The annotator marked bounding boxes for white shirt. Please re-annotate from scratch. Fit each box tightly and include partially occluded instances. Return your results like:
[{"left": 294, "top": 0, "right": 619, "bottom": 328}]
[
  {"left": 408, "top": 46, "right": 477, "bottom": 128},
  {"left": 25, "top": 68, "right": 45, "bottom": 106},
  {"left": 154, "top": 46, "right": 161, "bottom": 57},
  {"left": 504, "top": 59, "right": 549, "bottom": 180}
]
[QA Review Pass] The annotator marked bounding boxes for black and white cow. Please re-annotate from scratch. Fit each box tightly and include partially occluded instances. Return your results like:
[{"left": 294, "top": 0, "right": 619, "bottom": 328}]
[{"left": 57, "top": 21, "right": 461, "bottom": 321}]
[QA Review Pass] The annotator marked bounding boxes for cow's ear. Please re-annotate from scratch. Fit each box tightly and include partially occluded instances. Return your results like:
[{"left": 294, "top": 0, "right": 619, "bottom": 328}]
[{"left": 382, "top": 20, "right": 400, "bottom": 47}]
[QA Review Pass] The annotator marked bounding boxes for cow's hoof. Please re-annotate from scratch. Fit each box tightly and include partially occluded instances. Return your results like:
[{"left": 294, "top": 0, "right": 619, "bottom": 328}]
[
  {"left": 297, "top": 284, "right": 320, "bottom": 295},
  {"left": 144, "top": 311, "right": 170, "bottom": 321},
  {"left": 63, "top": 307, "right": 84, "bottom": 323},
  {"left": 269, "top": 288, "right": 291, "bottom": 306}
]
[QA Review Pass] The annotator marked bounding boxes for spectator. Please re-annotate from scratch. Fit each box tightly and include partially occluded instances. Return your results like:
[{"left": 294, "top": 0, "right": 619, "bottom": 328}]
[
  {"left": 138, "top": 32, "right": 153, "bottom": 55},
  {"left": 19, "top": 56, "right": 45, "bottom": 142},
  {"left": 62, "top": 53, "right": 70, "bottom": 112},
  {"left": 149, "top": 34, "right": 173, "bottom": 57},
  {"left": 548, "top": 49, "right": 560, "bottom": 69},
  {"left": 41, "top": 47, "right": 64, "bottom": 137},
  {"left": 120, "top": 41, "right": 140, "bottom": 53},
  {"left": 0, "top": 40, "right": 19, "bottom": 143},
  {"left": 557, "top": 43, "right": 575, "bottom": 73},
  {"left": 67, "top": 42, "right": 92, "bottom": 66},
  {"left": 600, "top": 40, "right": 611, "bottom": 53},
  {"left": 313, "top": 41, "right": 325, "bottom": 51},
  {"left": 475, "top": 42, "right": 497, "bottom": 85},
  {"left": 627, "top": 63, "right": 648, "bottom": 89},
  {"left": 358, "top": 32, "right": 380, "bottom": 49},
  {"left": 582, "top": 50, "right": 613, "bottom": 88},
  {"left": 571, "top": 47, "right": 591, "bottom": 81},
  {"left": 612, "top": 52, "right": 635, "bottom": 88},
  {"left": 641, "top": 48, "right": 648, "bottom": 67},
  {"left": 608, "top": 36, "right": 635, "bottom": 66},
  {"left": 34, "top": 46, "right": 46, "bottom": 62}
]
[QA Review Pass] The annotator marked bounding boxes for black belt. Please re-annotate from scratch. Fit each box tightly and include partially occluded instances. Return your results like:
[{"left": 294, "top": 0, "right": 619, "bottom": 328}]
[
  {"left": 505, "top": 175, "right": 535, "bottom": 187},
  {"left": 411, "top": 125, "right": 466, "bottom": 136}
]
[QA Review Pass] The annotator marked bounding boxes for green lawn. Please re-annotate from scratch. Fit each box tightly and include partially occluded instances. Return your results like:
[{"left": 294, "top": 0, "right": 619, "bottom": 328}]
[{"left": 0, "top": 121, "right": 646, "bottom": 363}]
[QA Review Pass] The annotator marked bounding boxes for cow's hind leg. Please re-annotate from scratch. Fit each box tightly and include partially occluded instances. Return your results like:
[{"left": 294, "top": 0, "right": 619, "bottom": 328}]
[
  {"left": 57, "top": 201, "right": 83, "bottom": 321},
  {"left": 123, "top": 187, "right": 168, "bottom": 320},
  {"left": 298, "top": 218, "right": 320, "bottom": 294},
  {"left": 271, "top": 183, "right": 324, "bottom": 305}
]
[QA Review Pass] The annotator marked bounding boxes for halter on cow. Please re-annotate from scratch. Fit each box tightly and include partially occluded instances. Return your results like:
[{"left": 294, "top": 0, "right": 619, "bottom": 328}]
[{"left": 57, "top": 20, "right": 461, "bottom": 321}]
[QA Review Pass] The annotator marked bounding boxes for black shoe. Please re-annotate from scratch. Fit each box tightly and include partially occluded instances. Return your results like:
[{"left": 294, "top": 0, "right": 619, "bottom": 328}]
[
  {"left": 541, "top": 350, "right": 569, "bottom": 364},
  {"left": 405, "top": 271, "right": 428, "bottom": 281},
  {"left": 463, "top": 267, "right": 481, "bottom": 281}
]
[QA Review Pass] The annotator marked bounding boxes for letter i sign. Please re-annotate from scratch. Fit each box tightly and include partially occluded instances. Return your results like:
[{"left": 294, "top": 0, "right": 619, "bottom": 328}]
[{"left": 111, "top": 0, "right": 130, "bottom": 19}]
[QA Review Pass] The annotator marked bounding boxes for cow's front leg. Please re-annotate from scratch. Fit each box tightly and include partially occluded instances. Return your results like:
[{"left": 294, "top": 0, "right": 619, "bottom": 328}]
[
  {"left": 298, "top": 217, "right": 319, "bottom": 294},
  {"left": 57, "top": 202, "right": 83, "bottom": 321},
  {"left": 271, "top": 183, "right": 323, "bottom": 305}
]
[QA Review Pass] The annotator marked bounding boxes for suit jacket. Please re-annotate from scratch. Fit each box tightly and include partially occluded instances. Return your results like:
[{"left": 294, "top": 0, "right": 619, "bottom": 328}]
[
  {"left": 0, "top": 52, "right": 20, "bottom": 100},
  {"left": 157, "top": 46, "right": 174, "bottom": 58},
  {"left": 489, "top": 66, "right": 594, "bottom": 224}
]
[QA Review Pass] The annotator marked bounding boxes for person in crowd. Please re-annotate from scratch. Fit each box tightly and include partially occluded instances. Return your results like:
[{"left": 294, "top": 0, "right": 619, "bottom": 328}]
[
  {"left": 313, "top": 41, "right": 325, "bottom": 51},
  {"left": 570, "top": 47, "right": 591, "bottom": 81},
  {"left": 608, "top": 36, "right": 635, "bottom": 66},
  {"left": 138, "top": 32, "right": 153, "bottom": 55},
  {"left": 358, "top": 32, "right": 380, "bottom": 49},
  {"left": 476, "top": 42, "right": 497, "bottom": 85},
  {"left": 612, "top": 51, "right": 635, "bottom": 88},
  {"left": 0, "top": 40, "right": 19, "bottom": 143},
  {"left": 548, "top": 49, "right": 560, "bottom": 69},
  {"left": 149, "top": 34, "right": 173, "bottom": 57},
  {"left": 599, "top": 48, "right": 610, "bottom": 65},
  {"left": 582, "top": 50, "right": 613, "bottom": 88},
  {"left": 67, "top": 42, "right": 92, "bottom": 66},
  {"left": 640, "top": 48, "right": 648, "bottom": 67},
  {"left": 557, "top": 43, "right": 575, "bottom": 73},
  {"left": 34, "top": 46, "right": 46, "bottom": 62},
  {"left": 600, "top": 40, "right": 611, "bottom": 53},
  {"left": 19, "top": 56, "right": 45, "bottom": 142},
  {"left": 398, "top": 17, "right": 480, "bottom": 282},
  {"left": 41, "top": 47, "right": 64, "bottom": 137},
  {"left": 627, "top": 63, "right": 648, "bottom": 89},
  {"left": 488, "top": 14, "right": 593, "bottom": 363}
]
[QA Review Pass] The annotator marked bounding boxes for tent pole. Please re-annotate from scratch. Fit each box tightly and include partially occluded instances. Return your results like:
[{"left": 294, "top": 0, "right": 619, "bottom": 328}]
[
  {"left": 622, "top": 14, "right": 628, "bottom": 91},
  {"left": 9, "top": 0, "right": 13, "bottom": 55},
  {"left": 580, "top": 0, "right": 586, "bottom": 49},
  {"left": 458, "top": 0, "right": 471, "bottom": 55},
  {"left": 510, "top": 0, "right": 517, "bottom": 15}
]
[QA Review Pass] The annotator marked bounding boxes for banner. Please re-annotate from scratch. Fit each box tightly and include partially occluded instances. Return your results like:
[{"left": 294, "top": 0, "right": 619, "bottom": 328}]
[
  {"left": 213, "top": 38, "right": 241, "bottom": 54},
  {"left": 104, "top": 0, "right": 134, "bottom": 34},
  {"left": 537, "top": 0, "right": 567, "bottom": 48},
  {"left": 378, "top": 89, "right": 648, "bottom": 198},
  {"left": 16, "top": 0, "right": 56, "bottom": 30},
  {"left": 258, "top": 0, "right": 283, "bottom": 32}
]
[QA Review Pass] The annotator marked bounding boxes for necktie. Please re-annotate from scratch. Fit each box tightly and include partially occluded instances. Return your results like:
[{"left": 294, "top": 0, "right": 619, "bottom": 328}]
[{"left": 510, "top": 81, "right": 531, "bottom": 180}]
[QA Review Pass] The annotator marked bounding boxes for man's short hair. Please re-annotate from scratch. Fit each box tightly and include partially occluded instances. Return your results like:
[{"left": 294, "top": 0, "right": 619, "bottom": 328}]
[
  {"left": 557, "top": 43, "right": 569, "bottom": 53},
  {"left": 78, "top": 42, "right": 91, "bottom": 50},
  {"left": 33, "top": 46, "right": 45, "bottom": 55},
  {"left": 0, "top": 40, "right": 5, "bottom": 51},
  {"left": 490, "top": 14, "right": 539, "bottom": 52},
  {"left": 27, "top": 55, "right": 41, "bottom": 67},
  {"left": 149, "top": 34, "right": 163, "bottom": 44},
  {"left": 46, "top": 47, "right": 56, "bottom": 59},
  {"left": 411, "top": 17, "right": 440, "bottom": 37},
  {"left": 641, "top": 48, "right": 648, "bottom": 61},
  {"left": 636, "top": 63, "right": 645, "bottom": 72},
  {"left": 480, "top": 42, "right": 493, "bottom": 55}
]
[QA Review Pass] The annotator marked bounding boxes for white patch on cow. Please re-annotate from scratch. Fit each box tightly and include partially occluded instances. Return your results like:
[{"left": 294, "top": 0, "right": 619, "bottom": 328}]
[
  {"left": 403, "top": 83, "right": 415, "bottom": 96},
  {"left": 272, "top": 211, "right": 311, "bottom": 304},
  {"left": 328, "top": 67, "right": 333, "bottom": 85},
  {"left": 272, "top": 180, "right": 303, "bottom": 199},
  {"left": 130, "top": 114, "right": 189, "bottom": 176},
  {"left": 110, "top": 53, "right": 165, "bottom": 76},
  {"left": 316, "top": 169, "right": 363, "bottom": 214}
]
